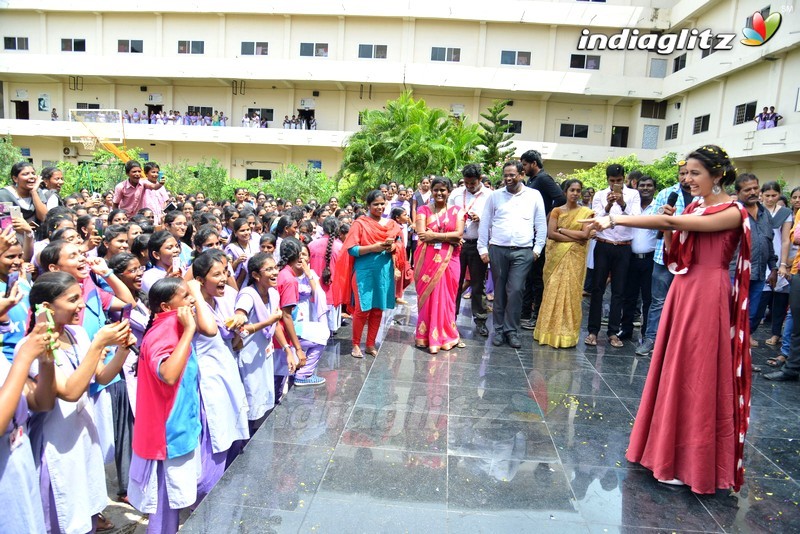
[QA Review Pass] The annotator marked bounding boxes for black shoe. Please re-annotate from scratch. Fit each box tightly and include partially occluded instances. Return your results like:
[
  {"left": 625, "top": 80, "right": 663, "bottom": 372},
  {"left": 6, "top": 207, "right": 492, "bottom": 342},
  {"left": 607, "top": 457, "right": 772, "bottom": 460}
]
[
  {"left": 476, "top": 322, "right": 489, "bottom": 337},
  {"left": 617, "top": 331, "right": 633, "bottom": 341},
  {"left": 763, "top": 370, "right": 799, "bottom": 382},
  {"left": 520, "top": 318, "right": 536, "bottom": 330},
  {"left": 492, "top": 333, "right": 505, "bottom": 347},
  {"left": 507, "top": 333, "right": 522, "bottom": 349}
]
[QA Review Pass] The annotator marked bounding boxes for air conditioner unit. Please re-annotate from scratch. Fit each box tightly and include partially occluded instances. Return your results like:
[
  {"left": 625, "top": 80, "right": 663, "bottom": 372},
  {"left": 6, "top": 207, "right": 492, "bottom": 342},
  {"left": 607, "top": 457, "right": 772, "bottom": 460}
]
[{"left": 63, "top": 146, "right": 77, "bottom": 157}]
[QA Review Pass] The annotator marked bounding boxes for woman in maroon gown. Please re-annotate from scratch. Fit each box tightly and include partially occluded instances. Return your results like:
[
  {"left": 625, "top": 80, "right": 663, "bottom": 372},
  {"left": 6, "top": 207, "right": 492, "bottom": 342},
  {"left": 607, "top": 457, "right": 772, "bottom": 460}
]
[{"left": 584, "top": 145, "right": 752, "bottom": 494}]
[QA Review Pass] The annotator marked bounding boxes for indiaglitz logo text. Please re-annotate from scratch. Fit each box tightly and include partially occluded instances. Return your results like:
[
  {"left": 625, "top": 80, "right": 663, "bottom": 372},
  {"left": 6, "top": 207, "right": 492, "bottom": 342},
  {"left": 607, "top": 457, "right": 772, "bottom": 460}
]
[{"left": 577, "top": 28, "right": 736, "bottom": 55}]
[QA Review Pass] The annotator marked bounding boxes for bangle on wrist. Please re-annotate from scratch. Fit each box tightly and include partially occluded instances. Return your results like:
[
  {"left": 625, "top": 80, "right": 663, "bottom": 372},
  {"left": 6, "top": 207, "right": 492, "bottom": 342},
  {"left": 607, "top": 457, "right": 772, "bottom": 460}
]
[
  {"left": 101, "top": 269, "right": 113, "bottom": 279},
  {"left": 781, "top": 263, "right": 789, "bottom": 267}
]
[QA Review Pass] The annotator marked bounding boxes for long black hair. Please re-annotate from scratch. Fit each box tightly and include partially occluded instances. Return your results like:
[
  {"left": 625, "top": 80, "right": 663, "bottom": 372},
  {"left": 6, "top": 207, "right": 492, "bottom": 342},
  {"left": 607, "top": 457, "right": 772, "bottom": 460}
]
[
  {"left": 247, "top": 252, "right": 275, "bottom": 287},
  {"left": 144, "top": 277, "right": 185, "bottom": 333},
  {"left": 192, "top": 249, "right": 226, "bottom": 279},
  {"left": 277, "top": 237, "right": 302, "bottom": 270},
  {"left": 320, "top": 216, "right": 339, "bottom": 285},
  {"left": 27, "top": 272, "right": 78, "bottom": 334},
  {"left": 147, "top": 230, "right": 175, "bottom": 267}
]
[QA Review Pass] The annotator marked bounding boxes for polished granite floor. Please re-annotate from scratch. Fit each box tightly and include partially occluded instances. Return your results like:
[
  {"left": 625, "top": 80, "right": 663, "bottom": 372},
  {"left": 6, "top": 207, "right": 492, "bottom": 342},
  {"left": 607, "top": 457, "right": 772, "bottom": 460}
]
[{"left": 183, "top": 295, "right": 800, "bottom": 534}]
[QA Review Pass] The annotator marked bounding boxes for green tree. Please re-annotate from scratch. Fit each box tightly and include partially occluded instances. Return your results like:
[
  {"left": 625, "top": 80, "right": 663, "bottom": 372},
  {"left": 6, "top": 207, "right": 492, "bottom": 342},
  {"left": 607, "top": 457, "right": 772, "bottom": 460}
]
[
  {"left": 568, "top": 152, "right": 680, "bottom": 191},
  {"left": 266, "top": 164, "right": 338, "bottom": 203},
  {"left": 0, "top": 136, "right": 27, "bottom": 186},
  {"left": 476, "top": 99, "right": 515, "bottom": 181},
  {"left": 57, "top": 146, "right": 142, "bottom": 196},
  {"left": 339, "top": 91, "right": 481, "bottom": 200}
]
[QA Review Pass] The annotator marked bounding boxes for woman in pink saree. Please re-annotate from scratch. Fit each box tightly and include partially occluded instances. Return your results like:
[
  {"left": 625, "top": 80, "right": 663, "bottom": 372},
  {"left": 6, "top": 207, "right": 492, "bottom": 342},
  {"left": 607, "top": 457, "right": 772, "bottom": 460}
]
[{"left": 414, "top": 177, "right": 465, "bottom": 353}]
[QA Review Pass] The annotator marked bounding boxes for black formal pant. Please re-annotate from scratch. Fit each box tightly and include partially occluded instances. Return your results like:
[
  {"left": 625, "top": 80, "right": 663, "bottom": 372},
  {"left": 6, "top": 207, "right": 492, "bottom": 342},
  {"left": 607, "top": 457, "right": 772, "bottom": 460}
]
[
  {"left": 588, "top": 240, "right": 631, "bottom": 336},
  {"left": 784, "top": 276, "right": 800, "bottom": 377},
  {"left": 620, "top": 251, "right": 654, "bottom": 337},
  {"left": 488, "top": 245, "right": 534, "bottom": 336},
  {"left": 456, "top": 239, "right": 488, "bottom": 322},
  {"left": 522, "top": 249, "right": 546, "bottom": 321}
]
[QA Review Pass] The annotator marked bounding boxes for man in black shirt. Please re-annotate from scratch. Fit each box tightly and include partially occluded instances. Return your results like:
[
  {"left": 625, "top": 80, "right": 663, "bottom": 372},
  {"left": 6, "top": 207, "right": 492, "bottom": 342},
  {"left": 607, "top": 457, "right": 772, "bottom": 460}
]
[{"left": 520, "top": 150, "right": 566, "bottom": 329}]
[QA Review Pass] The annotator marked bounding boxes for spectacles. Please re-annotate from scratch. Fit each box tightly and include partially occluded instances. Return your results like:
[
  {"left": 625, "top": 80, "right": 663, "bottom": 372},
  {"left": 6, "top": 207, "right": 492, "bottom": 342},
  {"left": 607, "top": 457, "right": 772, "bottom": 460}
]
[
  {"left": 125, "top": 266, "right": 146, "bottom": 274},
  {"left": 502, "top": 173, "right": 518, "bottom": 178}
]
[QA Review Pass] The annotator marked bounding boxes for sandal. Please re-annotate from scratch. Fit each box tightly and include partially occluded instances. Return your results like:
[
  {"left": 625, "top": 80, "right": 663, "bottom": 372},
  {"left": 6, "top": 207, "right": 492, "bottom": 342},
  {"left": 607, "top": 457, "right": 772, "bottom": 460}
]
[
  {"left": 365, "top": 346, "right": 379, "bottom": 357},
  {"left": 608, "top": 335, "right": 624, "bottom": 348},
  {"left": 765, "top": 336, "right": 781, "bottom": 346},
  {"left": 95, "top": 513, "right": 114, "bottom": 532},
  {"left": 456, "top": 340, "right": 467, "bottom": 348},
  {"left": 351, "top": 346, "right": 364, "bottom": 359},
  {"left": 767, "top": 355, "right": 787, "bottom": 368},
  {"left": 584, "top": 334, "right": 597, "bottom": 346}
]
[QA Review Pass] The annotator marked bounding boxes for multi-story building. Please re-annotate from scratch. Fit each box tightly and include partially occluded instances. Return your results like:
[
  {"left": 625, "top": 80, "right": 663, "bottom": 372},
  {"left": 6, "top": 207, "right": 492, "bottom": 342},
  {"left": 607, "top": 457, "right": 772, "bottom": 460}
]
[{"left": 0, "top": 1, "right": 798, "bottom": 183}]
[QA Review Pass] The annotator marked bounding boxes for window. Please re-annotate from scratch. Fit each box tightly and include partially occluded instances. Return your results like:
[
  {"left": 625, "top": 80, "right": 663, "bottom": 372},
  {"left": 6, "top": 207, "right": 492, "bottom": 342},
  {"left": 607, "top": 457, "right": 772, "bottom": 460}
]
[
  {"left": 187, "top": 105, "right": 212, "bottom": 117},
  {"left": 745, "top": 6, "right": 771, "bottom": 28},
  {"left": 61, "top": 38, "right": 86, "bottom": 52},
  {"left": 358, "top": 44, "right": 388, "bottom": 59},
  {"left": 649, "top": 58, "right": 667, "bottom": 78},
  {"left": 693, "top": 114, "right": 710, "bottom": 134},
  {"left": 241, "top": 41, "right": 268, "bottom": 55},
  {"left": 117, "top": 39, "right": 143, "bottom": 53},
  {"left": 673, "top": 53, "right": 686, "bottom": 72},
  {"left": 500, "top": 50, "right": 531, "bottom": 66},
  {"left": 431, "top": 47, "right": 460, "bottom": 62},
  {"left": 665, "top": 123, "right": 679, "bottom": 140},
  {"left": 610, "top": 126, "right": 629, "bottom": 148},
  {"left": 246, "top": 169, "right": 272, "bottom": 180},
  {"left": 76, "top": 103, "right": 101, "bottom": 110},
  {"left": 640, "top": 100, "right": 667, "bottom": 120},
  {"left": 178, "top": 40, "right": 204, "bottom": 54},
  {"left": 247, "top": 108, "right": 274, "bottom": 122},
  {"left": 500, "top": 120, "right": 523, "bottom": 134},
  {"left": 308, "top": 160, "right": 322, "bottom": 170},
  {"left": 300, "top": 42, "right": 328, "bottom": 57},
  {"left": 559, "top": 123, "right": 589, "bottom": 138},
  {"left": 3, "top": 37, "right": 29, "bottom": 50},
  {"left": 570, "top": 54, "right": 600, "bottom": 70},
  {"left": 733, "top": 101, "right": 758, "bottom": 125}
]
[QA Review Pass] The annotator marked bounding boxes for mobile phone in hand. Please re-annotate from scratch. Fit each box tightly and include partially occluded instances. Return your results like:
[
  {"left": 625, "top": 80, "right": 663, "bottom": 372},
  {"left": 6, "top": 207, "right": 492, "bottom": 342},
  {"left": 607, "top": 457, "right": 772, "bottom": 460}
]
[
  {"left": 95, "top": 218, "right": 104, "bottom": 237},
  {"left": 172, "top": 256, "right": 182, "bottom": 273},
  {"left": 158, "top": 171, "right": 165, "bottom": 183},
  {"left": 5, "top": 271, "right": 19, "bottom": 298},
  {"left": 121, "top": 303, "right": 133, "bottom": 321},
  {"left": 9, "top": 206, "right": 21, "bottom": 219},
  {"left": 0, "top": 216, "right": 12, "bottom": 231}
]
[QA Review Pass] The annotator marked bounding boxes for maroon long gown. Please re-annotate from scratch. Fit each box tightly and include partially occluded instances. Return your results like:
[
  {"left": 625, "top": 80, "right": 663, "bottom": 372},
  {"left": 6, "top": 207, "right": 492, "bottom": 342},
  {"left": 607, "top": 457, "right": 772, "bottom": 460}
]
[{"left": 626, "top": 202, "right": 751, "bottom": 494}]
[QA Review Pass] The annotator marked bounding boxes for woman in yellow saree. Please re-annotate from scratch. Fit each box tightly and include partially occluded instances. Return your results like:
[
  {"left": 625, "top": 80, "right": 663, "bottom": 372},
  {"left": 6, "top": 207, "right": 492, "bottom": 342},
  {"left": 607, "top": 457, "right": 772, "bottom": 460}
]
[{"left": 534, "top": 179, "right": 594, "bottom": 348}]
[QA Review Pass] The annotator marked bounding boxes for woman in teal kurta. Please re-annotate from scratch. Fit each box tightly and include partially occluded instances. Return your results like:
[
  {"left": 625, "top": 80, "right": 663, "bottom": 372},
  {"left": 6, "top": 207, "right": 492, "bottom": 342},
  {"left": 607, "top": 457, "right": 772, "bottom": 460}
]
[{"left": 333, "top": 191, "right": 407, "bottom": 358}]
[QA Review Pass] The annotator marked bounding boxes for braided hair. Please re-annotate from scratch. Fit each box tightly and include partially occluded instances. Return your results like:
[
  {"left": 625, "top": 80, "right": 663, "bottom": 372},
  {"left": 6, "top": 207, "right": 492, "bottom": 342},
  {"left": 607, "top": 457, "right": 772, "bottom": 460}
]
[
  {"left": 277, "top": 237, "right": 302, "bottom": 270},
  {"left": 26, "top": 272, "right": 77, "bottom": 334},
  {"left": 320, "top": 216, "right": 339, "bottom": 285},
  {"left": 144, "top": 277, "right": 184, "bottom": 334}
]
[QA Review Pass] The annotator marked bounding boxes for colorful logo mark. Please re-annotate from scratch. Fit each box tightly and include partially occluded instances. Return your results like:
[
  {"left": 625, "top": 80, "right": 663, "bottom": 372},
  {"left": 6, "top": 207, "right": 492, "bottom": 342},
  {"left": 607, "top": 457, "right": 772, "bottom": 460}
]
[{"left": 741, "top": 11, "right": 782, "bottom": 46}]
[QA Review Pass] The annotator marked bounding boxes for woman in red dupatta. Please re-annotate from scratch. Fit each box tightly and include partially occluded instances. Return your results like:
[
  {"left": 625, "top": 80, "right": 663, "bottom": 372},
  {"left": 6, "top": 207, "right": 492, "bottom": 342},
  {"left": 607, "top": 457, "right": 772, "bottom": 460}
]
[
  {"left": 583, "top": 145, "right": 752, "bottom": 494},
  {"left": 413, "top": 177, "right": 465, "bottom": 353},
  {"left": 332, "top": 190, "right": 407, "bottom": 358}
]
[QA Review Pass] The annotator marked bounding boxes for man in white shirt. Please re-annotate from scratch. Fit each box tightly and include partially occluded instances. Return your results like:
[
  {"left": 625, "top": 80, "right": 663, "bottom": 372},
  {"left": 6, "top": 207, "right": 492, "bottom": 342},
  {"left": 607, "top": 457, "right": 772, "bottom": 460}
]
[
  {"left": 619, "top": 175, "right": 657, "bottom": 341},
  {"left": 478, "top": 160, "right": 547, "bottom": 348},
  {"left": 586, "top": 164, "right": 641, "bottom": 347},
  {"left": 449, "top": 163, "right": 490, "bottom": 336}
]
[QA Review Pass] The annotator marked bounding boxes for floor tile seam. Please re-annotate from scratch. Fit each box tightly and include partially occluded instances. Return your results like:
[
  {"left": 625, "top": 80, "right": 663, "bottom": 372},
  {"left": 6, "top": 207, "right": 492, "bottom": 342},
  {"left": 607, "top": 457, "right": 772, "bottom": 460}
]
[
  {"left": 540, "top": 418, "right": 582, "bottom": 507},
  {"left": 745, "top": 440, "right": 799, "bottom": 485},
  {"left": 305, "top": 493, "right": 451, "bottom": 515},
  {"left": 689, "top": 492, "right": 729, "bottom": 534},
  {"left": 588, "top": 521, "right": 722, "bottom": 534},
  {"left": 750, "top": 384, "right": 800, "bottom": 413},
  {"left": 298, "top": 306, "right": 401, "bottom": 528}
]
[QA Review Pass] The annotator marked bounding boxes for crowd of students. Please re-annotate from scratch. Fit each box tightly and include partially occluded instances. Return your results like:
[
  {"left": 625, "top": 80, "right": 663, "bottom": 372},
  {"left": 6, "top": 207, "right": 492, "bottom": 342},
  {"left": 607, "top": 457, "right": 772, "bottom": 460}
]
[{"left": 0, "top": 160, "right": 371, "bottom": 533}]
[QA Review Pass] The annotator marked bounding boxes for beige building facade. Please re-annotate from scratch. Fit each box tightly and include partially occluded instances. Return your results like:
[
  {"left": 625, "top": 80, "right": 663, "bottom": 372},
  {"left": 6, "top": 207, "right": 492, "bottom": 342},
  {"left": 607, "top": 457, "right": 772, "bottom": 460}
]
[{"left": 0, "top": 0, "right": 798, "bottom": 183}]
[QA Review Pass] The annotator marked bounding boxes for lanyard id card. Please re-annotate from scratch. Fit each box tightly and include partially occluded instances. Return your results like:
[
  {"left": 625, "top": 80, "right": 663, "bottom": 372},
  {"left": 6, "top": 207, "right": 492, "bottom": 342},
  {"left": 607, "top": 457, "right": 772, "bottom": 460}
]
[{"left": 9, "top": 425, "right": 24, "bottom": 452}]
